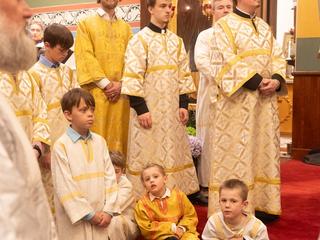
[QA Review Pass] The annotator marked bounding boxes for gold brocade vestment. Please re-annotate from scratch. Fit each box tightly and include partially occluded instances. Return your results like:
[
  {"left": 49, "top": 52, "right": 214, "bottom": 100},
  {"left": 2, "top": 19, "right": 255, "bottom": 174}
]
[
  {"left": 207, "top": 12, "right": 287, "bottom": 216},
  {"left": 0, "top": 71, "right": 50, "bottom": 145},
  {"left": 75, "top": 15, "right": 132, "bottom": 155},
  {"left": 122, "top": 27, "right": 199, "bottom": 197},
  {"left": 0, "top": 71, "right": 54, "bottom": 211},
  {"left": 29, "top": 62, "right": 79, "bottom": 212},
  {"left": 29, "top": 62, "right": 79, "bottom": 143}
]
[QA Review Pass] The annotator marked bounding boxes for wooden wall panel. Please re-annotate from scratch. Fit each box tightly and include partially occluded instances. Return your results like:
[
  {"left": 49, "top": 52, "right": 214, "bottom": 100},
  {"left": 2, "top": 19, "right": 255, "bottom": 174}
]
[
  {"left": 292, "top": 72, "right": 320, "bottom": 159},
  {"left": 256, "top": 0, "right": 277, "bottom": 36},
  {"left": 140, "top": 0, "right": 150, "bottom": 28}
]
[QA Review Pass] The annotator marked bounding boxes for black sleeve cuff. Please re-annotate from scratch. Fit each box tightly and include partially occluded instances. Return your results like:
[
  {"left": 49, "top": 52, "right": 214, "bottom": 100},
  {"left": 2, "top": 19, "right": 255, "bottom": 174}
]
[
  {"left": 242, "top": 73, "right": 263, "bottom": 90},
  {"left": 128, "top": 96, "right": 149, "bottom": 115},
  {"left": 272, "top": 73, "right": 285, "bottom": 92},
  {"left": 179, "top": 94, "right": 189, "bottom": 110}
]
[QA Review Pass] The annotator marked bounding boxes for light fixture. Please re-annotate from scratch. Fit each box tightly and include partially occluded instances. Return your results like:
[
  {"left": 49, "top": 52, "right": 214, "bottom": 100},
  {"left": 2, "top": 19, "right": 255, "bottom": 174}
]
[{"left": 199, "top": 0, "right": 213, "bottom": 19}]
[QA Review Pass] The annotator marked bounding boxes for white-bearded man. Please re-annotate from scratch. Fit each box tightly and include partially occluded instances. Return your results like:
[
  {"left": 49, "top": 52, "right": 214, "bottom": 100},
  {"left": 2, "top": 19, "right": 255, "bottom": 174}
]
[{"left": 0, "top": 0, "right": 56, "bottom": 239}]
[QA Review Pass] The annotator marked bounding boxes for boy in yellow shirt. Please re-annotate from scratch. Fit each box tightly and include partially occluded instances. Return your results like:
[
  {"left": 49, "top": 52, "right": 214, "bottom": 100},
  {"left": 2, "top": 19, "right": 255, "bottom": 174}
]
[{"left": 135, "top": 163, "right": 199, "bottom": 240}]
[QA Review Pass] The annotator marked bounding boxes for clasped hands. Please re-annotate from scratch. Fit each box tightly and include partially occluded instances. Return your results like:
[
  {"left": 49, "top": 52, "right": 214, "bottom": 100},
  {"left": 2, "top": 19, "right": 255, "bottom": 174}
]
[
  {"left": 89, "top": 211, "right": 112, "bottom": 228},
  {"left": 137, "top": 108, "right": 189, "bottom": 129},
  {"left": 258, "top": 78, "right": 280, "bottom": 96},
  {"left": 103, "top": 81, "right": 121, "bottom": 102},
  {"left": 175, "top": 226, "right": 185, "bottom": 239}
]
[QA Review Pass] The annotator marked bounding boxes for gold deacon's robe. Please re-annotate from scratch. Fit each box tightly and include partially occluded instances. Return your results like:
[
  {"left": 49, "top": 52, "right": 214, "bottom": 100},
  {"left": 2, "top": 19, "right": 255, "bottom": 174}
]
[
  {"left": 202, "top": 212, "right": 269, "bottom": 240},
  {"left": 121, "top": 26, "right": 199, "bottom": 197},
  {"left": 52, "top": 131, "right": 119, "bottom": 240},
  {"left": 134, "top": 188, "right": 199, "bottom": 240},
  {"left": 0, "top": 71, "right": 50, "bottom": 145},
  {"left": 75, "top": 13, "right": 132, "bottom": 155},
  {"left": 108, "top": 175, "right": 139, "bottom": 240},
  {"left": 207, "top": 11, "right": 287, "bottom": 216},
  {"left": 29, "top": 62, "right": 79, "bottom": 143},
  {"left": 0, "top": 71, "right": 54, "bottom": 211}
]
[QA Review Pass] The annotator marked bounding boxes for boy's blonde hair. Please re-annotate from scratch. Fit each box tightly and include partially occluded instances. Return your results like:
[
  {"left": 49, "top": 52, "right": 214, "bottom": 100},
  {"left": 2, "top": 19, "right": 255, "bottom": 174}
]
[
  {"left": 109, "top": 151, "right": 125, "bottom": 169},
  {"left": 140, "top": 163, "right": 166, "bottom": 182},
  {"left": 219, "top": 179, "right": 248, "bottom": 201}
]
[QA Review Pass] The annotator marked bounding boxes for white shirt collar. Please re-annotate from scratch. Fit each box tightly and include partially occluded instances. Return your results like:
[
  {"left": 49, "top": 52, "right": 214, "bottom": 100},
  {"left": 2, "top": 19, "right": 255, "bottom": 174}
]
[
  {"left": 97, "top": 7, "right": 118, "bottom": 21},
  {"left": 149, "top": 188, "right": 171, "bottom": 202}
]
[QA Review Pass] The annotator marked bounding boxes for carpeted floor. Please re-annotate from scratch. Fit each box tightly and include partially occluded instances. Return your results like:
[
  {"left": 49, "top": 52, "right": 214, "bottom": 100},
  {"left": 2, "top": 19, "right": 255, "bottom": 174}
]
[
  {"left": 194, "top": 160, "right": 320, "bottom": 239},
  {"left": 267, "top": 160, "right": 320, "bottom": 240}
]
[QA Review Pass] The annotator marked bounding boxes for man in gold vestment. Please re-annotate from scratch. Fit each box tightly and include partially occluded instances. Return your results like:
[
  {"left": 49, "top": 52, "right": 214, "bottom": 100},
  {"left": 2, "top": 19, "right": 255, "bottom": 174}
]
[
  {"left": 0, "top": 71, "right": 53, "bottom": 210},
  {"left": 0, "top": 71, "right": 51, "bottom": 151},
  {"left": 75, "top": 0, "right": 132, "bottom": 155},
  {"left": 121, "top": 0, "right": 199, "bottom": 197},
  {"left": 207, "top": 0, "right": 287, "bottom": 216}
]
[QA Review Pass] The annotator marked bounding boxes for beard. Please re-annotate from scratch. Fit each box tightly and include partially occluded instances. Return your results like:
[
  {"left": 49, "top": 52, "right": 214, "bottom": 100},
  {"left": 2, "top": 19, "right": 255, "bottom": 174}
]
[{"left": 0, "top": 18, "right": 37, "bottom": 73}]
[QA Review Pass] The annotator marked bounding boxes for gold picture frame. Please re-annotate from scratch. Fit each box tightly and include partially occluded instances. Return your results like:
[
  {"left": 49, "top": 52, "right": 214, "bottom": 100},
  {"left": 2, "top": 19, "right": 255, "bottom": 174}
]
[
  {"left": 282, "top": 32, "right": 295, "bottom": 79},
  {"left": 282, "top": 32, "right": 294, "bottom": 60}
]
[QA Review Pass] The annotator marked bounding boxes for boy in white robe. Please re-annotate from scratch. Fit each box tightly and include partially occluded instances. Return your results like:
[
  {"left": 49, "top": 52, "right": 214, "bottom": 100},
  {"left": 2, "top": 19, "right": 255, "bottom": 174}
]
[
  {"left": 29, "top": 24, "right": 79, "bottom": 212},
  {"left": 52, "top": 88, "right": 119, "bottom": 240},
  {"left": 202, "top": 179, "right": 269, "bottom": 240},
  {"left": 29, "top": 23, "right": 79, "bottom": 144},
  {"left": 109, "top": 151, "right": 139, "bottom": 240}
]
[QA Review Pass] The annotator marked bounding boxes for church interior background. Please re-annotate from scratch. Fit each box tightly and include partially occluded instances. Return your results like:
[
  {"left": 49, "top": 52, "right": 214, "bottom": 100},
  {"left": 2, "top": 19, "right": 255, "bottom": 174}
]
[{"left": 27, "top": 0, "right": 320, "bottom": 160}]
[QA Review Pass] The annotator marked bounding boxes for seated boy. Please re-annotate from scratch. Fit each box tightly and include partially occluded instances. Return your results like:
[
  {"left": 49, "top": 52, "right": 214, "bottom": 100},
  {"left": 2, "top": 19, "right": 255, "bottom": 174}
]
[
  {"left": 135, "top": 163, "right": 199, "bottom": 240},
  {"left": 29, "top": 23, "right": 79, "bottom": 144},
  {"left": 108, "top": 151, "right": 139, "bottom": 240},
  {"left": 51, "top": 88, "right": 119, "bottom": 240},
  {"left": 202, "top": 179, "right": 269, "bottom": 240}
]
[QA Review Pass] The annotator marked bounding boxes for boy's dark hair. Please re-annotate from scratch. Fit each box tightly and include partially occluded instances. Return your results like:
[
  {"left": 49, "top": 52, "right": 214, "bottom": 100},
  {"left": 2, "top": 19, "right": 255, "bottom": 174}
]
[
  {"left": 147, "top": 0, "right": 157, "bottom": 7},
  {"left": 110, "top": 151, "right": 125, "bottom": 169},
  {"left": 140, "top": 163, "right": 166, "bottom": 182},
  {"left": 61, "top": 88, "right": 95, "bottom": 112},
  {"left": 43, "top": 23, "right": 74, "bottom": 49},
  {"left": 97, "top": 0, "right": 101, "bottom": 3},
  {"left": 219, "top": 179, "right": 248, "bottom": 201}
]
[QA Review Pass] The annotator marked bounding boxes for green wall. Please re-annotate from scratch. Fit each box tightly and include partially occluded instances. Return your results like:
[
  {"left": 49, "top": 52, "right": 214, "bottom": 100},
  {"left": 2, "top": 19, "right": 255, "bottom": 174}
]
[
  {"left": 295, "top": 0, "right": 320, "bottom": 71},
  {"left": 296, "top": 38, "right": 320, "bottom": 71},
  {"left": 27, "top": 0, "right": 95, "bottom": 8}
]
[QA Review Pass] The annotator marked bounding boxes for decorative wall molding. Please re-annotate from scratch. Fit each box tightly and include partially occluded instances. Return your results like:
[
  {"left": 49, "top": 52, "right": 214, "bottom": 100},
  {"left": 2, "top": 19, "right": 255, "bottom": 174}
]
[{"left": 31, "top": 4, "right": 140, "bottom": 27}]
